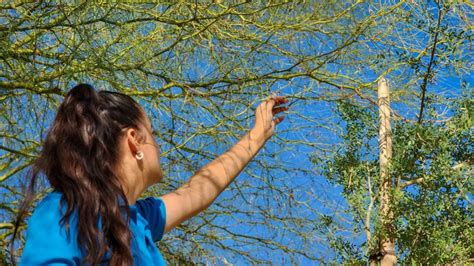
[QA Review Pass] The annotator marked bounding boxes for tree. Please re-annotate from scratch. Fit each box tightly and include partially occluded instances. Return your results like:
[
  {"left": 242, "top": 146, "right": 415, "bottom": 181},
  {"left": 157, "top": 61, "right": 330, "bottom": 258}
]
[
  {"left": 322, "top": 86, "right": 472, "bottom": 264},
  {"left": 0, "top": 1, "right": 390, "bottom": 264}
]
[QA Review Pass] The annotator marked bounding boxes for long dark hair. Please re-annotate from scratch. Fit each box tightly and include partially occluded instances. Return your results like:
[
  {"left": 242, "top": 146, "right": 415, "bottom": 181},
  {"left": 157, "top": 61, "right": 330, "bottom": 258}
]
[{"left": 8, "top": 83, "right": 149, "bottom": 265}]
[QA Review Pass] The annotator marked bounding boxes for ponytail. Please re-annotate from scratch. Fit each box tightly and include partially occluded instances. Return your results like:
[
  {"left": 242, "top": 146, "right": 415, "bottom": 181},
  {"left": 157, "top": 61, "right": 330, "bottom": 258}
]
[{"left": 10, "top": 83, "right": 148, "bottom": 266}]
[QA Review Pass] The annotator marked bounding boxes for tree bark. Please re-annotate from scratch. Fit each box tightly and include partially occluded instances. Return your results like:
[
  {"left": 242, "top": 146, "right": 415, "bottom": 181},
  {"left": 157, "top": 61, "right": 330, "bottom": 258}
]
[{"left": 376, "top": 78, "right": 397, "bottom": 265}]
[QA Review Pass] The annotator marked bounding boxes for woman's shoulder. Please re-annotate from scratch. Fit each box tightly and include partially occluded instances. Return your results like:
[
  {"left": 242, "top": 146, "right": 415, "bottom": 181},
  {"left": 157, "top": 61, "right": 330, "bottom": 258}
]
[{"left": 134, "top": 196, "right": 167, "bottom": 242}]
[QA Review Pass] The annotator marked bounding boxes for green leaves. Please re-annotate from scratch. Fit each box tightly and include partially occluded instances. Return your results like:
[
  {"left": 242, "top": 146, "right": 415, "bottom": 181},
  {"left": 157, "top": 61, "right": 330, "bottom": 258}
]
[{"left": 321, "top": 87, "right": 473, "bottom": 263}]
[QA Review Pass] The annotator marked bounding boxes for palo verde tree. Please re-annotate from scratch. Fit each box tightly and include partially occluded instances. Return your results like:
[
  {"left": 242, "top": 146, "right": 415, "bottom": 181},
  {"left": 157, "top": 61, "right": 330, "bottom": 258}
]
[{"left": 0, "top": 1, "right": 401, "bottom": 264}]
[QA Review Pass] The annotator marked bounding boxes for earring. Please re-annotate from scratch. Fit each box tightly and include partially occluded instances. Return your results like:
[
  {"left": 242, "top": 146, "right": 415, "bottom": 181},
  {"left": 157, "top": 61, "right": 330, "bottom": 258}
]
[{"left": 135, "top": 151, "right": 144, "bottom": 160}]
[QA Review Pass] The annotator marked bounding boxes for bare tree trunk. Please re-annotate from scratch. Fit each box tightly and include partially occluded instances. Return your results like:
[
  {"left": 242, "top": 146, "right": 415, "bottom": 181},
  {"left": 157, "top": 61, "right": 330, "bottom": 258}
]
[{"left": 374, "top": 78, "right": 397, "bottom": 265}]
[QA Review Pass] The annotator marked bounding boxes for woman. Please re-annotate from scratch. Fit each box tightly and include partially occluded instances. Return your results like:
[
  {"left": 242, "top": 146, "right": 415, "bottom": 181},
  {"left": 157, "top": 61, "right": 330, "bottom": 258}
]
[{"left": 11, "top": 83, "right": 289, "bottom": 265}]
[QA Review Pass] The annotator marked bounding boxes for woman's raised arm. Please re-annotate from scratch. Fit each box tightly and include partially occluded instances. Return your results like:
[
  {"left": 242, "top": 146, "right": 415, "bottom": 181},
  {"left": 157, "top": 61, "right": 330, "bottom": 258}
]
[{"left": 161, "top": 95, "right": 289, "bottom": 234}]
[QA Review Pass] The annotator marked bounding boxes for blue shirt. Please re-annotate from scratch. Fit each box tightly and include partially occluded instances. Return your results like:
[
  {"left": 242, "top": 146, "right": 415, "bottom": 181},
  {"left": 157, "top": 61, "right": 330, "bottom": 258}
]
[{"left": 20, "top": 191, "right": 167, "bottom": 265}]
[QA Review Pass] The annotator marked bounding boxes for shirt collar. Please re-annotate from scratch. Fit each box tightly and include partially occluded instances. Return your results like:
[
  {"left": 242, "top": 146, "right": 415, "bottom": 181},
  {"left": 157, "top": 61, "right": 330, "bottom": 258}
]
[{"left": 118, "top": 195, "right": 137, "bottom": 222}]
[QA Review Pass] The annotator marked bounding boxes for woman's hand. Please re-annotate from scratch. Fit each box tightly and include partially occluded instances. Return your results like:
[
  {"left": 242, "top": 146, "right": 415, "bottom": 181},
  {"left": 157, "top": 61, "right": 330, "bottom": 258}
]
[{"left": 250, "top": 94, "right": 289, "bottom": 143}]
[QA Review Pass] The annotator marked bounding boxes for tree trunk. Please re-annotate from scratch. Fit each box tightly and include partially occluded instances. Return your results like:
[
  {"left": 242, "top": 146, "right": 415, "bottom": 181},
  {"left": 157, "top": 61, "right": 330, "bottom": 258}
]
[{"left": 376, "top": 78, "right": 397, "bottom": 265}]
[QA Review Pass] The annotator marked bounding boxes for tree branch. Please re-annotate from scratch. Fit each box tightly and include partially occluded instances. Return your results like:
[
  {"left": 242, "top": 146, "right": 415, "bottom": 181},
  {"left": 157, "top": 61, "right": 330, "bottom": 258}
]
[{"left": 418, "top": 0, "right": 442, "bottom": 124}]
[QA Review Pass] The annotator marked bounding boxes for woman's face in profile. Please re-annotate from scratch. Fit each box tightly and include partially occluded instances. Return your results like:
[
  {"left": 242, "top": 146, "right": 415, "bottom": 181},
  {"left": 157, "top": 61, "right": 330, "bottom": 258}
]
[{"left": 141, "top": 114, "right": 164, "bottom": 186}]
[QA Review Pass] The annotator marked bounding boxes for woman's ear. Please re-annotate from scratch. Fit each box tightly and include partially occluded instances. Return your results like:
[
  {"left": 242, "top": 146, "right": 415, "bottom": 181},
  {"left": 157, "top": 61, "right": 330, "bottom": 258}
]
[{"left": 126, "top": 127, "right": 142, "bottom": 154}]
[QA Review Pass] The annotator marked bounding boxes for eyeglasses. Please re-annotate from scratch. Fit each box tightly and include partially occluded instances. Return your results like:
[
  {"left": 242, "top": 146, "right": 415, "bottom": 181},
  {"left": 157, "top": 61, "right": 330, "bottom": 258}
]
[
  {"left": 139, "top": 141, "right": 160, "bottom": 152},
  {"left": 144, "top": 142, "right": 160, "bottom": 148}
]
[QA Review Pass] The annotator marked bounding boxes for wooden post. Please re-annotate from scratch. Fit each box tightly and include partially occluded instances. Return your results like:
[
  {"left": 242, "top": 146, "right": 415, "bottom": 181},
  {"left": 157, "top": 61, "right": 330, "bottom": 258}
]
[{"left": 377, "top": 77, "right": 396, "bottom": 265}]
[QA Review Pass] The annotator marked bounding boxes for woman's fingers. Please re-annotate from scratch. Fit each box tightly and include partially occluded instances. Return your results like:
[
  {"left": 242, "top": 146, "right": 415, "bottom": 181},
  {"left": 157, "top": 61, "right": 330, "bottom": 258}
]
[
  {"left": 275, "top": 116, "right": 285, "bottom": 124},
  {"left": 266, "top": 95, "right": 288, "bottom": 116},
  {"left": 253, "top": 94, "right": 289, "bottom": 141},
  {"left": 271, "top": 116, "right": 285, "bottom": 130},
  {"left": 267, "top": 95, "right": 288, "bottom": 106},
  {"left": 272, "top": 106, "right": 289, "bottom": 115}
]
